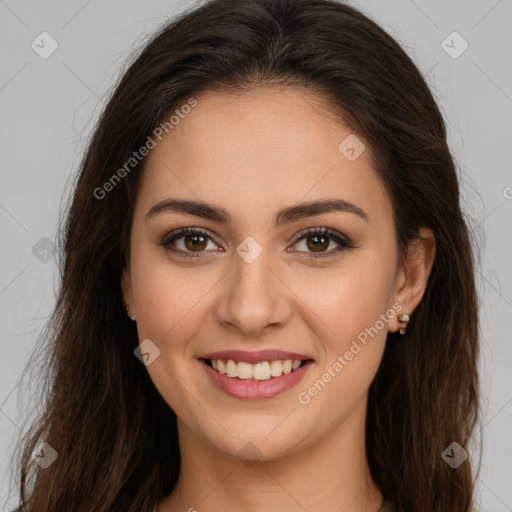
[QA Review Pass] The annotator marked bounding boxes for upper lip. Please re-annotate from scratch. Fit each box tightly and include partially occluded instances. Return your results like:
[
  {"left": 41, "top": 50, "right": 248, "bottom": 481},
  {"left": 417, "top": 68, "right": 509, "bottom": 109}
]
[{"left": 201, "top": 349, "right": 314, "bottom": 364}]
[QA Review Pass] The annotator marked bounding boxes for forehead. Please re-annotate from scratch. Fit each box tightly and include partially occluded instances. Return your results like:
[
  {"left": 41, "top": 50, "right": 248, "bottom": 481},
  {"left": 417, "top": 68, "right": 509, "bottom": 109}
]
[{"left": 136, "top": 86, "right": 392, "bottom": 230}]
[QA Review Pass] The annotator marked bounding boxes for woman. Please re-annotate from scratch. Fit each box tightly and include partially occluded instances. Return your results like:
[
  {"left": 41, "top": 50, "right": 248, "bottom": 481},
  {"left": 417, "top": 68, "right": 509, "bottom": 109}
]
[{"left": 10, "top": 0, "right": 480, "bottom": 511}]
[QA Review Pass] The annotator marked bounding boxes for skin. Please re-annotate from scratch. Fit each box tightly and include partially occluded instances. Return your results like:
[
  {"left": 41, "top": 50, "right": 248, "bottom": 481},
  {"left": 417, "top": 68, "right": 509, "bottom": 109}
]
[{"left": 121, "top": 86, "right": 436, "bottom": 512}]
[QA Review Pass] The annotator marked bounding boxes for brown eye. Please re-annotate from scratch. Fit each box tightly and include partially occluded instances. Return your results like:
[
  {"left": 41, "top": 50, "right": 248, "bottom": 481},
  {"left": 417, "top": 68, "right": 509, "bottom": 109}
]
[
  {"left": 161, "top": 226, "right": 354, "bottom": 260},
  {"left": 183, "top": 233, "right": 208, "bottom": 251},
  {"left": 305, "top": 234, "right": 330, "bottom": 252},
  {"left": 291, "top": 227, "right": 354, "bottom": 258},
  {"left": 161, "top": 228, "right": 221, "bottom": 258}
]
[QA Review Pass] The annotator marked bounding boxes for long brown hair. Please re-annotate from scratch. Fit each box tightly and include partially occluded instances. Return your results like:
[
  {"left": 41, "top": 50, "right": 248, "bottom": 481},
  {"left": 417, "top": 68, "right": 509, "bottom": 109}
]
[{"left": 7, "top": 0, "right": 481, "bottom": 510}]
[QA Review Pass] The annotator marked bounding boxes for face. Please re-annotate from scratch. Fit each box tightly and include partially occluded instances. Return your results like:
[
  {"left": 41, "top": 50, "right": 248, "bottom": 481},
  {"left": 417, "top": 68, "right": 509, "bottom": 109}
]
[{"left": 122, "top": 86, "right": 427, "bottom": 461}]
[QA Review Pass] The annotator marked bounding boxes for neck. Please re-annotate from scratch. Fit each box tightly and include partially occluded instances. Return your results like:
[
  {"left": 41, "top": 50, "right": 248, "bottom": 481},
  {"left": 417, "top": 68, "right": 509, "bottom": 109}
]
[{"left": 160, "top": 396, "right": 383, "bottom": 512}]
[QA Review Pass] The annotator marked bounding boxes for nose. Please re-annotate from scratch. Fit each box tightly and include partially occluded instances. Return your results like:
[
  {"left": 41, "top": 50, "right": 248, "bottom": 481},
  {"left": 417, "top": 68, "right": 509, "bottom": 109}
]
[{"left": 214, "top": 246, "right": 292, "bottom": 336}]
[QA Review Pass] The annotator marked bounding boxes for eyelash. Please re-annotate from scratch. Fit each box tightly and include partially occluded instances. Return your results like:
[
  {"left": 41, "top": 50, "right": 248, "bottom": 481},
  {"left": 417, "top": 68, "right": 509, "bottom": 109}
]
[{"left": 160, "top": 226, "right": 355, "bottom": 260}]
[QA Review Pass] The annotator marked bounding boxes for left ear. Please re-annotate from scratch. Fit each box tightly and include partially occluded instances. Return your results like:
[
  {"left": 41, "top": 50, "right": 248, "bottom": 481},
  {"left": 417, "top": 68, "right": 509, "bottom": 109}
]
[{"left": 388, "top": 226, "right": 436, "bottom": 333}]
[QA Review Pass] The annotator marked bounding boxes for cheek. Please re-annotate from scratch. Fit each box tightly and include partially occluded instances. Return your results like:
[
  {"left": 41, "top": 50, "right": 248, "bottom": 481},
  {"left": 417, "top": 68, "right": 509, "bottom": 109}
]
[
  {"left": 129, "top": 250, "right": 210, "bottom": 417},
  {"left": 292, "top": 264, "right": 392, "bottom": 426},
  {"left": 295, "top": 256, "right": 395, "bottom": 349},
  {"left": 130, "top": 244, "right": 216, "bottom": 343}
]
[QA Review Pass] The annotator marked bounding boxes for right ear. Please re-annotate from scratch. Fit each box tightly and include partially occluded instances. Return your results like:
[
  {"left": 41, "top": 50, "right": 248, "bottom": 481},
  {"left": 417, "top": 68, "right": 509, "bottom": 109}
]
[{"left": 121, "top": 267, "right": 133, "bottom": 309}]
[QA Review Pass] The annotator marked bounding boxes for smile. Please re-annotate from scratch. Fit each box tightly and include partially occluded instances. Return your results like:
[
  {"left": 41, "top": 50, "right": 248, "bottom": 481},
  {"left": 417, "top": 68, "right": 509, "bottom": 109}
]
[
  {"left": 199, "top": 350, "right": 315, "bottom": 399},
  {"left": 205, "top": 358, "right": 306, "bottom": 380}
]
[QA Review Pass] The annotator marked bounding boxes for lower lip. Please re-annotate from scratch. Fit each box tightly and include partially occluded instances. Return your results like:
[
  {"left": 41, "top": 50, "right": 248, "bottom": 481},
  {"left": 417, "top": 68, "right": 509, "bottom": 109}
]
[{"left": 201, "top": 359, "right": 314, "bottom": 399}]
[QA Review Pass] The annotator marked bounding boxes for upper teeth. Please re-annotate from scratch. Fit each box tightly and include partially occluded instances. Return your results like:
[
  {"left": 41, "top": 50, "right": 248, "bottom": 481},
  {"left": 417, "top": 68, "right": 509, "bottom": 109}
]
[{"left": 210, "top": 359, "right": 303, "bottom": 380}]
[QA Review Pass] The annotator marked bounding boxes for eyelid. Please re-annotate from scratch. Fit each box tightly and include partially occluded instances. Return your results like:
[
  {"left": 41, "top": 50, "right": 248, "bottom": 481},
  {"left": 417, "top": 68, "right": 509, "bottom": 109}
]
[
  {"left": 288, "top": 227, "right": 355, "bottom": 258},
  {"left": 291, "top": 227, "right": 351, "bottom": 245},
  {"left": 160, "top": 226, "right": 354, "bottom": 258},
  {"left": 159, "top": 226, "right": 224, "bottom": 257}
]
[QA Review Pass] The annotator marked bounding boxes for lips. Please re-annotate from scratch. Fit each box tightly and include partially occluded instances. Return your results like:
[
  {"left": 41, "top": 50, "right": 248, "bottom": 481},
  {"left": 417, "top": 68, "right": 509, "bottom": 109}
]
[{"left": 199, "top": 349, "right": 314, "bottom": 399}]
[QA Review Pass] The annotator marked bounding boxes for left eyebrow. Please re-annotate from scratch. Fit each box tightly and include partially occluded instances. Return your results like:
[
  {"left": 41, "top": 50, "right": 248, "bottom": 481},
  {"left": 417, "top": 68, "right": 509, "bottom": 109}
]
[
  {"left": 274, "top": 198, "right": 369, "bottom": 226},
  {"left": 144, "top": 198, "right": 369, "bottom": 225}
]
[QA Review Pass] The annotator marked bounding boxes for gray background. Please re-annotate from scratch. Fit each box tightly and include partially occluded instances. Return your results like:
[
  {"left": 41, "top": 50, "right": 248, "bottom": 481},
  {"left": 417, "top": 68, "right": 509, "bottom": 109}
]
[{"left": 0, "top": 0, "right": 510, "bottom": 510}]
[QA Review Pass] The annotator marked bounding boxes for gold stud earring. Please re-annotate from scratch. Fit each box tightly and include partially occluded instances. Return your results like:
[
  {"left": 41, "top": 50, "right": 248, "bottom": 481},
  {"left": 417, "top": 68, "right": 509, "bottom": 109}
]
[
  {"left": 125, "top": 303, "right": 136, "bottom": 322},
  {"left": 398, "top": 314, "right": 410, "bottom": 335}
]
